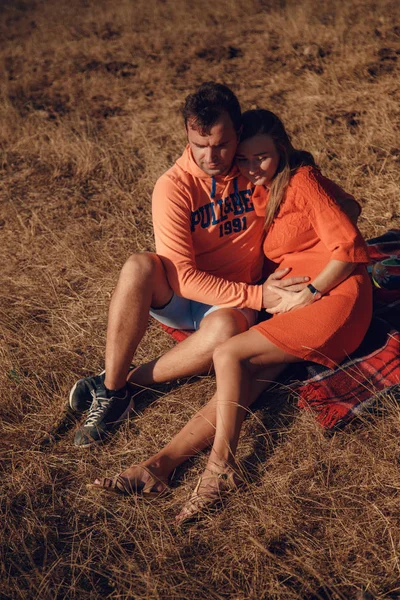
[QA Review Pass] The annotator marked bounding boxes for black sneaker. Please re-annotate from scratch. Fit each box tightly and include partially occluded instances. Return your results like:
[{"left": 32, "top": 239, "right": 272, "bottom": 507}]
[
  {"left": 69, "top": 371, "right": 106, "bottom": 414},
  {"left": 74, "top": 382, "right": 135, "bottom": 447}
]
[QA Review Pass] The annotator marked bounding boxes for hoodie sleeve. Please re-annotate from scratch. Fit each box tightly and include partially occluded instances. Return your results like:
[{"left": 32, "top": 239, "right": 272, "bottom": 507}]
[{"left": 152, "top": 174, "right": 262, "bottom": 310}]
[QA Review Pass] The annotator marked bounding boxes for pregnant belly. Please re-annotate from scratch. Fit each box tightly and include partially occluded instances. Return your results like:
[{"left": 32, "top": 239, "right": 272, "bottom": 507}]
[{"left": 276, "top": 251, "right": 330, "bottom": 281}]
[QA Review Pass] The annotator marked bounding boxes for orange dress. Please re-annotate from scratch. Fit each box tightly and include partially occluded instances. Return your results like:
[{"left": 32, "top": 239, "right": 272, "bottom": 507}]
[{"left": 253, "top": 167, "right": 372, "bottom": 368}]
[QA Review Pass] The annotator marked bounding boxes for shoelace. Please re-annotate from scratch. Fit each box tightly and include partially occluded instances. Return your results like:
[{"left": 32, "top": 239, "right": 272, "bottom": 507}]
[{"left": 84, "top": 396, "right": 112, "bottom": 427}]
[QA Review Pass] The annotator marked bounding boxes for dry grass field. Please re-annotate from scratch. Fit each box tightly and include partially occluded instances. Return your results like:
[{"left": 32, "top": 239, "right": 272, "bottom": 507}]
[{"left": 1, "top": 0, "right": 400, "bottom": 598}]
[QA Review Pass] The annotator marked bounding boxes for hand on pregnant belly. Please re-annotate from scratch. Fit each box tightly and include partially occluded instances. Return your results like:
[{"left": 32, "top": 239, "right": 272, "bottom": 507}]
[
  {"left": 265, "top": 285, "right": 321, "bottom": 315},
  {"left": 262, "top": 269, "right": 310, "bottom": 310}
]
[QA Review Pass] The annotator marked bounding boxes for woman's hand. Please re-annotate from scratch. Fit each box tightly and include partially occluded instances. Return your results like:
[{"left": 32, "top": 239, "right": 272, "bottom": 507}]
[
  {"left": 265, "top": 285, "right": 321, "bottom": 314},
  {"left": 262, "top": 268, "right": 310, "bottom": 309}
]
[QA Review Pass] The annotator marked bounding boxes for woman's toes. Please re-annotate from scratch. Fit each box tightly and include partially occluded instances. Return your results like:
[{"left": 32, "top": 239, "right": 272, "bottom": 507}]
[
  {"left": 175, "top": 508, "right": 190, "bottom": 523},
  {"left": 152, "top": 480, "right": 165, "bottom": 493}
]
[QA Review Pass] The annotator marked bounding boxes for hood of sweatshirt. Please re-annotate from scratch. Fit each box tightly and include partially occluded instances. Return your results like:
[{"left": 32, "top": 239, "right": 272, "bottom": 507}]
[{"left": 175, "top": 145, "right": 242, "bottom": 199}]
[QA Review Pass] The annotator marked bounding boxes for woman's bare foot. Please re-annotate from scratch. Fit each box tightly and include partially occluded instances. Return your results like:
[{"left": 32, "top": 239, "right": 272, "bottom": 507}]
[
  {"left": 117, "top": 463, "right": 168, "bottom": 493},
  {"left": 175, "top": 463, "right": 241, "bottom": 524},
  {"left": 89, "top": 463, "right": 170, "bottom": 497}
]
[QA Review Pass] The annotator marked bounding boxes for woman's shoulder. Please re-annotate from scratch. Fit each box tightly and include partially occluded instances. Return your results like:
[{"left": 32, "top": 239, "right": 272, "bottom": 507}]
[
  {"left": 289, "top": 165, "right": 350, "bottom": 202},
  {"left": 286, "top": 166, "right": 322, "bottom": 208},
  {"left": 289, "top": 165, "right": 323, "bottom": 188}
]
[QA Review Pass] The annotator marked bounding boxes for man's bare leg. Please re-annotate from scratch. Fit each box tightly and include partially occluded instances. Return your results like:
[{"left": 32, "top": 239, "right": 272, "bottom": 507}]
[
  {"left": 103, "top": 252, "right": 174, "bottom": 391},
  {"left": 127, "top": 308, "right": 249, "bottom": 386},
  {"left": 74, "top": 253, "right": 304, "bottom": 447},
  {"left": 72, "top": 252, "right": 174, "bottom": 446}
]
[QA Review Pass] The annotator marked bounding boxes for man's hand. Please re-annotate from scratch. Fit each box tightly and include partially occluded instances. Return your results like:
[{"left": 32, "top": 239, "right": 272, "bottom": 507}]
[{"left": 262, "top": 268, "right": 310, "bottom": 309}]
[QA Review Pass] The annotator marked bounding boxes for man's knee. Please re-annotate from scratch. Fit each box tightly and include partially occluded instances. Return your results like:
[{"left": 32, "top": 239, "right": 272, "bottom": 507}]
[
  {"left": 115, "top": 252, "right": 172, "bottom": 306},
  {"left": 119, "top": 252, "right": 162, "bottom": 283},
  {"left": 200, "top": 309, "right": 249, "bottom": 347}
]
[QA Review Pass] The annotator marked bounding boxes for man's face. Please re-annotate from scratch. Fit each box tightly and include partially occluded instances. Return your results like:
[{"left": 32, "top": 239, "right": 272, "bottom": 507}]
[{"left": 186, "top": 112, "right": 239, "bottom": 177}]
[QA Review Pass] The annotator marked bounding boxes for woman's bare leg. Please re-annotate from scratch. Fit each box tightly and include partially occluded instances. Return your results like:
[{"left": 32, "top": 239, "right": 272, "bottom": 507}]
[
  {"left": 175, "top": 330, "right": 299, "bottom": 520},
  {"left": 207, "top": 329, "right": 298, "bottom": 470},
  {"left": 93, "top": 362, "right": 281, "bottom": 492}
]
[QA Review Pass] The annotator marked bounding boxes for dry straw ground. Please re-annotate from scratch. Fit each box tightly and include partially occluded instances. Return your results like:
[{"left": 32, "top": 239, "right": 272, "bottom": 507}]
[{"left": 1, "top": 0, "right": 400, "bottom": 598}]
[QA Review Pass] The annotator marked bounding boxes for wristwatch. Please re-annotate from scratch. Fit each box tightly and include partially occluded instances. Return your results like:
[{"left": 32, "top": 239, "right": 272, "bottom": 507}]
[{"left": 307, "top": 283, "right": 321, "bottom": 298}]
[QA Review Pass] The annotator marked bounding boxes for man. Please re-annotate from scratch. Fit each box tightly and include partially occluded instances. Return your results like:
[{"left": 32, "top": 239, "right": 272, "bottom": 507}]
[{"left": 70, "top": 82, "right": 357, "bottom": 447}]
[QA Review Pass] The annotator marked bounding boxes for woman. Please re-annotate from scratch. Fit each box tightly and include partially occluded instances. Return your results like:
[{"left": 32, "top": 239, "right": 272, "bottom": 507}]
[{"left": 88, "top": 110, "right": 372, "bottom": 523}]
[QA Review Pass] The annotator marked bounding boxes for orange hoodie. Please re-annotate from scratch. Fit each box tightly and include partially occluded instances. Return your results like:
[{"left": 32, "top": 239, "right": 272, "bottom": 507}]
[{"left": 152, "top": 146, "right": 265, "bottom": 310}]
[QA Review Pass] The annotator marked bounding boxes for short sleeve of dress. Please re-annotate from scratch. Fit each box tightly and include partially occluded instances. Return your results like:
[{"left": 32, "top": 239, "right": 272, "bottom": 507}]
[{"left": 296, "top": 169, "right": 370, "bottom": 264}]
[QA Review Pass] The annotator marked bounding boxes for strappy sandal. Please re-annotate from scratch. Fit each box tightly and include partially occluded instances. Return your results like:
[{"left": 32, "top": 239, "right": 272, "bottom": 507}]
[
  {"left": 176, "top": 468, "right": 241, "bottom": 524},
  {"left": 86, "top": 465, "right": 169, "bottom": 498}
]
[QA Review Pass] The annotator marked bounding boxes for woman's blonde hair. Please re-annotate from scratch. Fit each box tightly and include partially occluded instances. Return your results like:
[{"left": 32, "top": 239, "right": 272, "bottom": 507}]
[{"left": 240, "top": 109, "right": 316, "bottom": 230}]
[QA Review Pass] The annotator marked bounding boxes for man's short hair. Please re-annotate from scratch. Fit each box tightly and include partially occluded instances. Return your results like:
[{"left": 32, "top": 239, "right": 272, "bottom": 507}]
[{"left": 182, "top": 82, "right": 242, "bottom": 134}]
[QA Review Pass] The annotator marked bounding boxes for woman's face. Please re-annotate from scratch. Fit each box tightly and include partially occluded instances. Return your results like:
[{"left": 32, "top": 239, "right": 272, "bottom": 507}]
[{"left": 236, "top": 133, "right": 280, "bottom": 187}]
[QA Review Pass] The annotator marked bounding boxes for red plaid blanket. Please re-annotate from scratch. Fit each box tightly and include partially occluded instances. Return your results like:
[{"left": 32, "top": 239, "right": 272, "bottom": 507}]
[
  {"left": 158, "top": 230, "right": 400, "bottom": 429},
  {"left": 295, "top": 229, "right": 400, "bottom": 428}
]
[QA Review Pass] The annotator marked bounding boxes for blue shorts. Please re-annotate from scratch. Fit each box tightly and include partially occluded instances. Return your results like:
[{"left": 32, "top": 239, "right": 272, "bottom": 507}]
[{"left": 150, "top": 294, "right": 257, "bottom": 331}]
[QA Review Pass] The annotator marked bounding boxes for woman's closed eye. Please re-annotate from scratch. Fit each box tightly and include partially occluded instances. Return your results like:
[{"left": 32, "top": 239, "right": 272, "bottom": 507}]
[{"left": 237, "top": 155, "right": 269, "bottom": 164}]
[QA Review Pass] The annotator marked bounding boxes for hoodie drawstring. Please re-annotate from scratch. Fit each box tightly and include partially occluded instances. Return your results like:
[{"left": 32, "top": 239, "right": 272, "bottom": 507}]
[
  {"left": 210, "top": 177, "right": 216, "bottom": 200},
  {"left": 210, "top": 176, "right": 238, "bottom": 201},
  {"left": 233, "top": 177, "right": 239, "bottom": 199}
]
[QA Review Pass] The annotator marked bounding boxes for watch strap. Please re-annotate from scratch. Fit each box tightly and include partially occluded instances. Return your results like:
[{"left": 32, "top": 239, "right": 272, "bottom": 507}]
[{"left": 307, "top": 283, "right": 321, "bottom": 296}]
